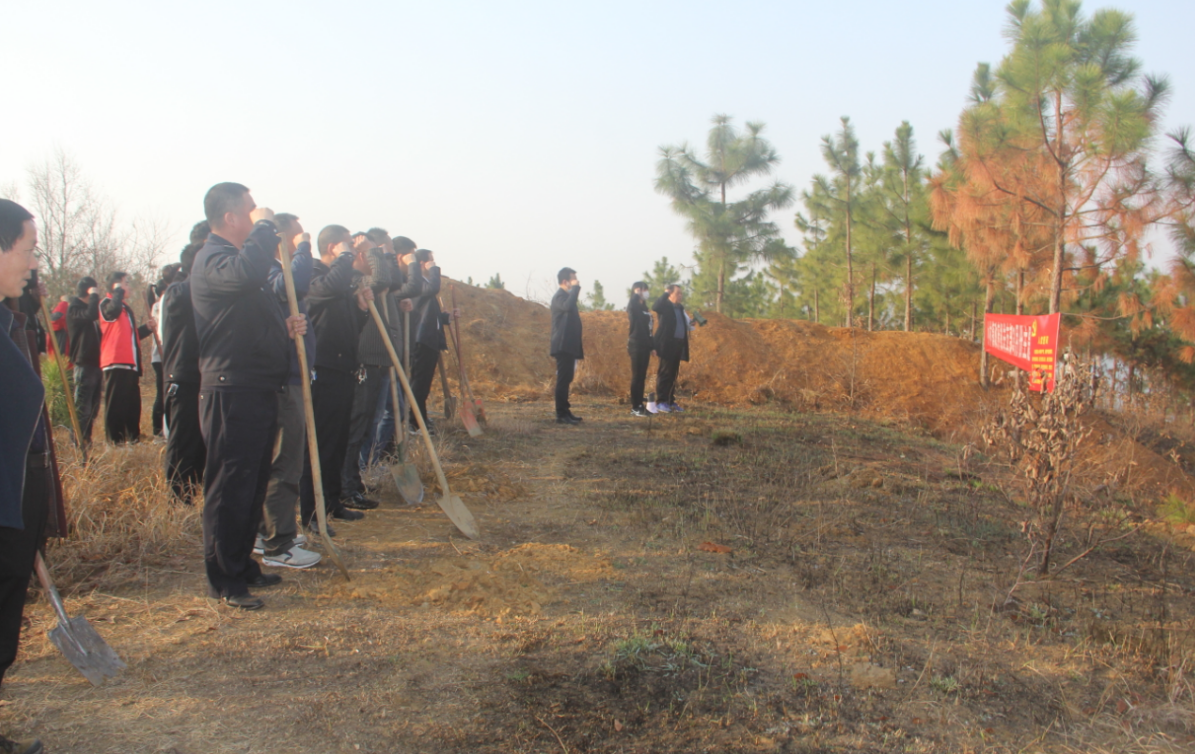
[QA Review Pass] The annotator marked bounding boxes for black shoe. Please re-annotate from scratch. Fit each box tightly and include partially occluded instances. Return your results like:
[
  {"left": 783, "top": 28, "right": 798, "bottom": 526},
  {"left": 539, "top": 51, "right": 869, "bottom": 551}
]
[
  {"left": 305, "top": 522, "right": 336, "bottom": 538},
  {"left": 332, "top": 507, "right": 365, "bottom": 521},
  {"left": 556, "top": 416, "right": 582, "bottom": 425},
  {"left": 223, "top": 594, "right": 264, "bottom": 610},
  {"left": 0, "top": 733, "right": 43, "bottom": 754},
  {"left": 341, "top": 492, "right": 379, "bottom": 510},
  {"left": 567, "top": 412, "right": 583, "bottom": 422},
  {"left": 248, "top": 572, "right": 283, "bottom": 588},
  {"left": 631, "top": 407, "right": 648, "bottom": 418}
]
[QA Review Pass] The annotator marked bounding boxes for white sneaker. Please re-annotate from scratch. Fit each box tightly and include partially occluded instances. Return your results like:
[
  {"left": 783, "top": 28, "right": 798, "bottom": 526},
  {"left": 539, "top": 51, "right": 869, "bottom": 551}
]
[
  {"left": 253, "top": 535, "right": 265, "bottom": 555},
  {"left": 294, "top": 533, "right": 308, "bottom": 547},
  {"left": 263, "top": 546, "right": 322, "bottom": 569},
  {"left": 646, "top": 401, "right": 658, "bottom": 414}
]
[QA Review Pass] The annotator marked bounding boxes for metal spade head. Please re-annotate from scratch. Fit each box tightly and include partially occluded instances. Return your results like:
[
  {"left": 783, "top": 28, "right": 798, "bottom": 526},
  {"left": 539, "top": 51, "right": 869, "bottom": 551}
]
[
  {"left": 438, "top": 493, "right": 479, "bottom": 540},
  {"left": 391, "top": 460, "right": 425, "bottom": 505},
  {"left": 460, "top": 402, "right": 483, "bottom": 437},
  {"left": 48, "top": 616, "right": 127, "bottom": 686}
]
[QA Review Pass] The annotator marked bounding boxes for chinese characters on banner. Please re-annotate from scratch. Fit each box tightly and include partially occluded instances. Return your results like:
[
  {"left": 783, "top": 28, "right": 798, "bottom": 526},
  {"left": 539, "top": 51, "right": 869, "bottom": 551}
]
[{"left": 983, "top": 313, "right": 1061, "bottom": 392}]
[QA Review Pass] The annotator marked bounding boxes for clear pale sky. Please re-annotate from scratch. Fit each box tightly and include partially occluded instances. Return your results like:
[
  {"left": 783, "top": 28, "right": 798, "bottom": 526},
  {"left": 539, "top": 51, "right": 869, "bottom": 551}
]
[{"left": 4, "top": 0, "right": 1193, "bottom": 303}]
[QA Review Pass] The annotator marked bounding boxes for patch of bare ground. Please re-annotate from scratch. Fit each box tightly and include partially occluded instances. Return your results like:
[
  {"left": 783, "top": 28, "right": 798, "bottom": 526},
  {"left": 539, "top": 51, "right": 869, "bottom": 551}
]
[{"left": 6, "top": 398, "right": 1195, "bottom": 753}]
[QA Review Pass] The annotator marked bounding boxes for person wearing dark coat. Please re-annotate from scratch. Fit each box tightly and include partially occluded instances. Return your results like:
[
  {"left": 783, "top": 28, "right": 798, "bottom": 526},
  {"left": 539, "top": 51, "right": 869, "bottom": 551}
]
[
  {"left": 626, "top": 281, "right": 654, "bottom": 417},
  {"left": 340, "top": 230, "right": 422, "bottom": 508},
  {"left": 67, "top": 275, "right": 103, "bottom": 445},
  {"left": 189, "top": 184, "right": 304, "bottom": 610},
  {"left": 297, "top": 225, "right": 372, "bottom": 533},
  {"left": 0, "top": 199, "right": 60, "bottom": 754},
  {"left": 549, "top": 267, "right": 583, "bottom": 424},
  {"left": 407, "top": 249, "right": 452, "bottom": 434},
  {"left": 649, "top": 285, "right": 690, "bottom": 414}
]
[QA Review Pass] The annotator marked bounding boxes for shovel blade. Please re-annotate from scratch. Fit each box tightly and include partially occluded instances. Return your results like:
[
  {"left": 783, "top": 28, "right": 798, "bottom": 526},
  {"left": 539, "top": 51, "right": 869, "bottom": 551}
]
[
  {"left": 437, "top": 493, "right": 480, "bottom": 540},
  {"left": 48, "top": 617, "right": 127, "bottom": 686},
  {"left": 460, "top": 403, "right": 483, "bottom": 437},
  {"left": 391, "top": 461, "right": 425, "bottom": 505}
]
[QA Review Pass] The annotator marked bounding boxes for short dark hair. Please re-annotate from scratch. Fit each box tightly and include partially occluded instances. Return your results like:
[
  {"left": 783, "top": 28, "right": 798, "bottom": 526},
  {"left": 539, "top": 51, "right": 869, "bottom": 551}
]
[
  {"left": 179, "top": 242, "right": 202, "bottom": 274},
  {"left": 393, "top": 236, "right": 416, "bottom": 253},
  {"left": 0, "top": 199, "right": 34, "bottom": 253},
  {"left": 414, "top": 249, "right": 433, "bottom": 264},
  {"left": 665, "top": 284, "right": 682, "bottom": 294},
  {"left": 203, "top": 183, "right": 250, "bottom": 227},
  {"left": 189, "top": 220, "right": 211, "bottom": 246},
  {"left": 366, "top": 227, "right": 390, "bottom": 245},
  {"left": 274, "top": 213, "right": 300, "bottom": 236},
  {"left": 318, "top": 224, "right": 352, "bottom": 256},
  {"left": 76, "top": 276, "right": 97, "bottom": 297},
  {"left": 107, "top": 271, "right": 128, "bottom": 289},
  {"left": 557, "top": 267, "right": 577, "bottom": 285},
  {"left": 632, "top": 281, "right": 648, "bottom": 291},
  {"left": 161, "top": 263, "right": 182, "bottom": 285}
]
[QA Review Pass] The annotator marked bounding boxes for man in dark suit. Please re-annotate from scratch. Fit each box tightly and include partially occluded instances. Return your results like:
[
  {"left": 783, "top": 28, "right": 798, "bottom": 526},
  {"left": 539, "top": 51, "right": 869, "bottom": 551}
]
[
  {"left": 649, "top": 284, "right": 689, "bottom": 414},
  {"left": 550, "top": 267, "right": 583, "bottom": 425},
  {"left": 66, "top": 275, "right": 102, "bottom": 445},
  {"left": 626, "top": 281, "right": 653, "bottom": 417},
  {"left": 407, "top": 249, "right": 455, "bottom": 435}
]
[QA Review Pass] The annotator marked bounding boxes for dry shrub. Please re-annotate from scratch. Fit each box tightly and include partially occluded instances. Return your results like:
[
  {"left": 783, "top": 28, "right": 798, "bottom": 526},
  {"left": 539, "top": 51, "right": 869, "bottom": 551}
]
[{"left": 48, "top": 431, "right": 200, "bottom": 592}]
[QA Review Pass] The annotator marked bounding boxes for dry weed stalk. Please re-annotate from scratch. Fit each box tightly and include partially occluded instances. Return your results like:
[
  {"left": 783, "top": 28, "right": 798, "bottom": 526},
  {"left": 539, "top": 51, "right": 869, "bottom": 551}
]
[{"left": 983, "top": 353, "right": 1098, "bottom": 577}]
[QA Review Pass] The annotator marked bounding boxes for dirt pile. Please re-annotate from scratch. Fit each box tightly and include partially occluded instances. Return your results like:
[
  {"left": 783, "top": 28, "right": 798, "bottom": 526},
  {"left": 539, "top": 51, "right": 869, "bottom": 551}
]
[{"left": 446, "top": 280, "right": 991, "bottom": 431}]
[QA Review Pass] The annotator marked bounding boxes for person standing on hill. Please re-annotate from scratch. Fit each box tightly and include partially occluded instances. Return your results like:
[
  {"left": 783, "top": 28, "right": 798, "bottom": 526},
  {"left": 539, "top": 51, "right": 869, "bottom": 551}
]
[
  {"left": 648, "top": 284, "right": 689, "bottom": 414},
  {"left": 99, "top": 271, "right": 156, "bottom": 443},
  {"left": 550, "top": 267, "right": 583, "bottom": 425},
  {"left": 0, "top": 199, "right": 52, "bottom": 754},
  {"left": 190, "top": 183, "right": 306, "bottom": 609},
  {"left": 161, "top": 222, "right": 209, "bottom": 504},
  {"left": 67, "top": 275, "right": 103, "bottom": 446},
  {"left": 626, "top": 281, "right": 654, "bottom": 418},
  {"left": 147, "top": 263, "right": 182, "bottom": 439},
  {"left": 48, "top": 295, "right": 69, "bottom": 357}
]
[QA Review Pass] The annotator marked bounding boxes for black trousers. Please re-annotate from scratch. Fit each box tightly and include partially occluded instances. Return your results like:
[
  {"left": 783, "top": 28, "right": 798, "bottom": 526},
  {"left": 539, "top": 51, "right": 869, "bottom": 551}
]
[
  {"left": 199, "top": 389, "right": 277, "bottom": 599},
  {"left": 342, "top": 364, "right": 386, "bottom": 497},
  {"left": 299, "top": 368, "right": 354, "bottom": 526},
  {"left": 409, "top": 343, "right": 440, "bottom": 429},
  {"left": 73, "top": 364, "right": 102, "bottom": 445},
  {"left": 103, "top": 368, "right": 141, "bottom": 443},
  {"left": 656, "top": 354, "right": 682, "bottom": 406},
  {"left": 165, "top": 382, "right": 205, "bottom": 504},
  {"left": 151, "top": 362, "right": 165, "bottom": 436},
  {"left": 0, "top": 464, "right": 49, "bottom": 686},
  {"left": 554, "top": 355, "right": 576, "bottom": 417},
  {"left": 629, "top": 345, "right": 652, "bottom": 409}
]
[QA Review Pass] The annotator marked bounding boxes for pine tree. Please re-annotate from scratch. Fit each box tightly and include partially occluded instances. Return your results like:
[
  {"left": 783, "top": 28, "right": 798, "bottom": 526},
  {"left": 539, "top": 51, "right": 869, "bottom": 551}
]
[
  {"left": 485, "top": 273, "right": 505, "bottom": 290},
  {"left": 655, "top": 115, "right": 793, "bottom": 314}
]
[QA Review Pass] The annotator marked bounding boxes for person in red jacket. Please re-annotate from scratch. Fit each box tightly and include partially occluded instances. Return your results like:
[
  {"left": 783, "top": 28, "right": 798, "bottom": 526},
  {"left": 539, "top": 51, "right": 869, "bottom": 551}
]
[
  {"left": 47, "top": 295, "right": 69, "bottom": 359},
  {"left": 99, "top": 271, "right": 156, "bottom": 443}
]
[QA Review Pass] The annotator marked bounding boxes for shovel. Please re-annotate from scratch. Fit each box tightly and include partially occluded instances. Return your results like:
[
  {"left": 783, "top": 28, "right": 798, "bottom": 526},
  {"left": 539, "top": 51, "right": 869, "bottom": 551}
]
[
  {"left": 437, "top": 354, "right": 458, "bottom": 421},
  {"left": 388, "top": 306, "right": 423, "bottom": 504},
  {"left": 440, "top": 296, "right": 482, "bottom": 437},
  {"left": 368, "top": 300, "right": 479, "bottom": 539},
  {"left": 34, "top": 552, "right": 125, "bottom": 685},
  {"left": 450, "top": 285, "right": 486, "bottom": 423}
]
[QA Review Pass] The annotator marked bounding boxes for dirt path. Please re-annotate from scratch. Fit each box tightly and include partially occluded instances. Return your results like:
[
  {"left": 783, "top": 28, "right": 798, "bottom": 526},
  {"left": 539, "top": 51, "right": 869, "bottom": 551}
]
[{"left": 5, "top": 400, "right": 1194, "bottom": 753}]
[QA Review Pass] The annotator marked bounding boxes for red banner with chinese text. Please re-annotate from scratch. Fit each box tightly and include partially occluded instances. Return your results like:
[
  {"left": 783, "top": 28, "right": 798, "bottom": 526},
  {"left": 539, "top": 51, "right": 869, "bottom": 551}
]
[{"left": 983, "top": 313, "right": 1061, "bottom": 392}]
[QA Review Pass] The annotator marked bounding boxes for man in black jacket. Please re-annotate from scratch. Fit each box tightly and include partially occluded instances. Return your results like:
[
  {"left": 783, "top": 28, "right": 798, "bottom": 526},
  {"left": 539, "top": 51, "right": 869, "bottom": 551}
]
[
  {"left": 649, "top": 285, "right": 689, "bottom": 414},
  {"left": 298, "top": 225, "right": 373, "bottom": 533},
  {"left": 626, "top": 281, "right": 654, "bottom": 417},
  {"left": 160, "top": 224, "right": 208, "bottom": 504},
  {"left": 66, "top": 275, "right": 102, "bottom": 445},
  {"left": 407, "top": 249, "right": 454, "bottom": 435},
  {"left": 550, "top": 267, "right": 583, "bottom": 425},
  {"left": 340, "top": 229, "right": 421, "bottom": 508},
  {"left": 190, "top": 183, "right": 305, "bottom": 609}
]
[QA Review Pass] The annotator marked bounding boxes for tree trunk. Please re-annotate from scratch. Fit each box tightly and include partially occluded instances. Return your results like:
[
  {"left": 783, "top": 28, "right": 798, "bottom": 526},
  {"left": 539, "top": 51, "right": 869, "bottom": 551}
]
[
  {"left": 1016, "top": 269, "right": 1025, "bottom": 315},
  {"left": 905, "top": 253, "right": 913, "bottom": 332},
  {"left": 868, "top": 263, "right": 876, "bottom": 331},
  {"left": 1049, "top": 91, "right": 1066, "bottom": 316},
  {"left": 813, "top": 288, "right": 819, "bottom": 323},
  {"left": 844, "top": 175, "right": 854, "bottom": 328},
  {"left": 980, "top": 276, "right": 995, "bottom": 388},
  {"left": 716, "top": 261, "right": 725, "bottom": 315}
]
